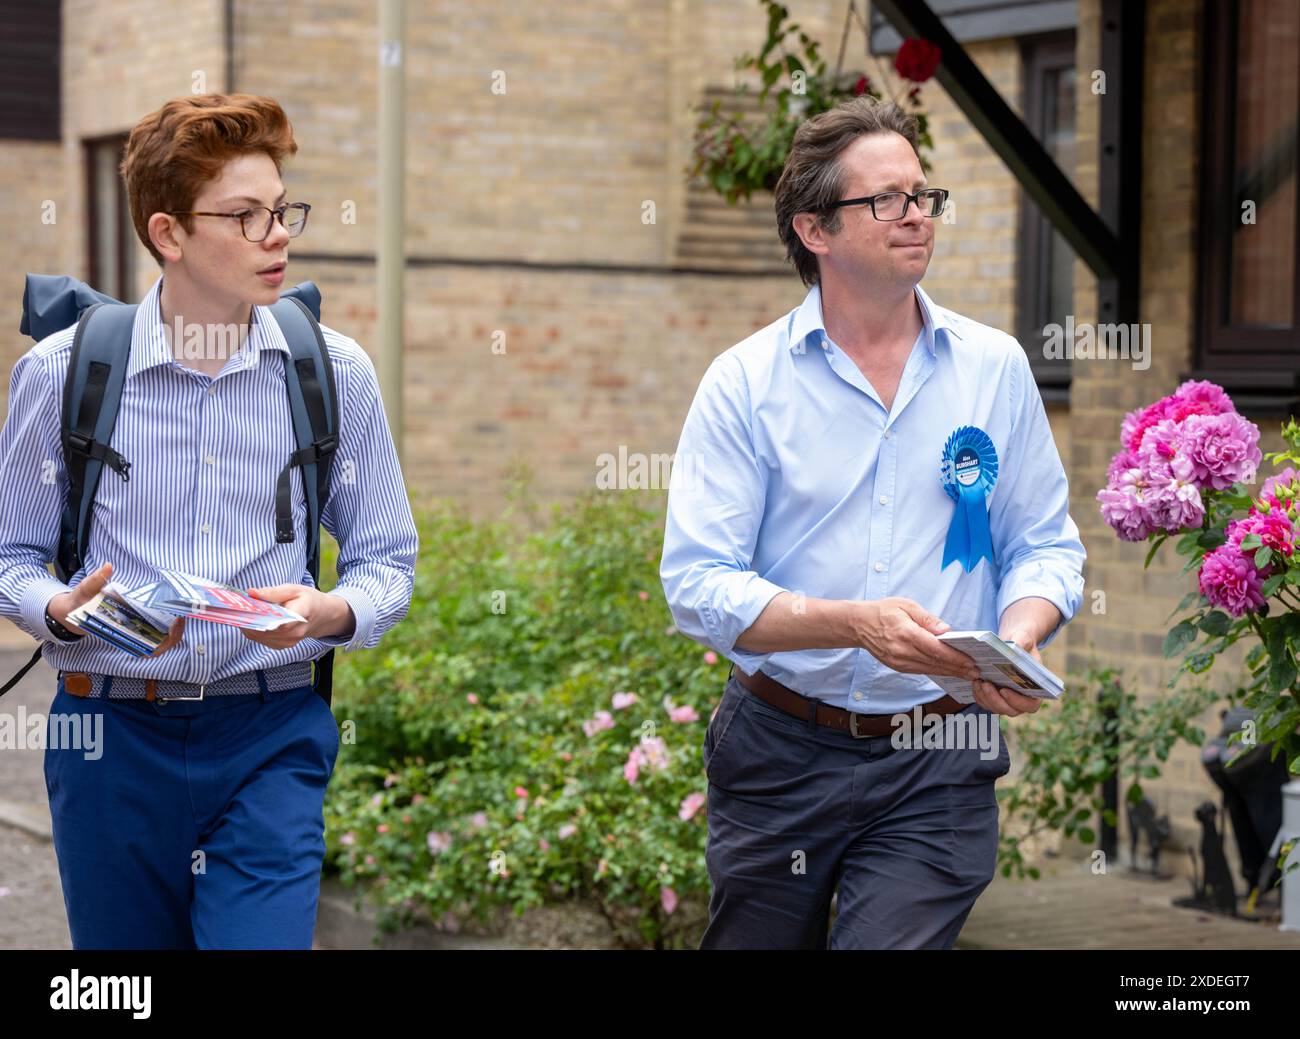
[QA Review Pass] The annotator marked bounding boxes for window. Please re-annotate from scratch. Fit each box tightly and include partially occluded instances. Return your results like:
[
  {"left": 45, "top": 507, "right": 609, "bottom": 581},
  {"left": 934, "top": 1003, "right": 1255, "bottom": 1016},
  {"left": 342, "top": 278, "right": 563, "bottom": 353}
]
[
  {"left": 85, "top": 135, "right": 135, "bottom": 301},
  {"left": 1197, "top": 0, "right": 1300, "bottom": 395},
  {"left": 1016, "top": 32, "right": 1077, "bottom": 399},
  {"left": 0, "top": 0, "right": 59, "bottom": 141}
]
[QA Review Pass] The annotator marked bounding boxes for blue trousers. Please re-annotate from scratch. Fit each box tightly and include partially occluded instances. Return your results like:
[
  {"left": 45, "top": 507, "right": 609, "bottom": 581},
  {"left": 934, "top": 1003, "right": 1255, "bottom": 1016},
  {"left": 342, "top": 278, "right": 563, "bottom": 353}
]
[
  {"left": 701, "top": 672, "right": 1009, "bottom": 949},
  {"left": 43, "top": 676, "right": 340, "bottom": 949}
]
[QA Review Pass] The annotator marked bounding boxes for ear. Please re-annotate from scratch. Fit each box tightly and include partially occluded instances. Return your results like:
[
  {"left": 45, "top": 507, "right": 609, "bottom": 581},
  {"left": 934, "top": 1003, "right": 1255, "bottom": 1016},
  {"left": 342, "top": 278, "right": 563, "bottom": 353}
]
[
  {"left": 147, "top": 212, "right": 184, "bottom": 264},
  {"left": 792, "top": 211, "right": 832, "bottom": 259}
]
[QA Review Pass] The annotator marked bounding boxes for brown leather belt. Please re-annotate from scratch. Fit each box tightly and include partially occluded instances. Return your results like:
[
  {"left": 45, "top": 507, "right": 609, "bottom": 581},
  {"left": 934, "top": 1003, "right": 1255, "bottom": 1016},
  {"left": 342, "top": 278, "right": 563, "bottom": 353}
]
[{"left": 731, "top": 666, "right": 967, "bottom": 738}]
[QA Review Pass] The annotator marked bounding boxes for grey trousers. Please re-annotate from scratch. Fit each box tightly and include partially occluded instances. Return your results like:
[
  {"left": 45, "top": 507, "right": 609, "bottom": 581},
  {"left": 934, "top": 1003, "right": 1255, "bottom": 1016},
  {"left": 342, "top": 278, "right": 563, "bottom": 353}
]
[{"left": 700, "top": 672, "right": 1009, "bottom": 949}]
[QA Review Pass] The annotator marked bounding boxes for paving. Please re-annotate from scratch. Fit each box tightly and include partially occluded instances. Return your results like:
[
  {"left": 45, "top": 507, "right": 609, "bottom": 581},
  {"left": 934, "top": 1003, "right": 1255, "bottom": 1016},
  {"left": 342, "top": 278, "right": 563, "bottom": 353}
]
[
  {"left": 957, "top": 856, "right": 1300, "bottom": 949},
  {"left": 0, "top": 647, "right": 70, "bottom": 949}
]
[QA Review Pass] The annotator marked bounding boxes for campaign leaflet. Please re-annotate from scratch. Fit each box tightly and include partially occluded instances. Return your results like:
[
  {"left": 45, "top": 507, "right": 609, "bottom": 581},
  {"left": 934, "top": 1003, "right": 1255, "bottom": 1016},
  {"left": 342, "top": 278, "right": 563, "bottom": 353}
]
[
  {"left": 65, "top": 569, "right": 306, "bottom": 656},
  {"left": 930, "top": 630, "right": 1065, "bottom": 701}
]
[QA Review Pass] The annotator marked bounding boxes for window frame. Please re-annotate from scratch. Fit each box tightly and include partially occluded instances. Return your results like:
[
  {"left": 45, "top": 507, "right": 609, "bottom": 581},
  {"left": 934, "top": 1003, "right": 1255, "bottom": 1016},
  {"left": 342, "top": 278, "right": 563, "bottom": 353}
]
[
  {"left": 1015, "top": 30, "right": 1078, "bottom": 401},
  {"left": 84, "top": 133, "right": 135, "bottom": 301},
  {"left": 1196, "top": 0, "right": 1300, "bottom": 383}
]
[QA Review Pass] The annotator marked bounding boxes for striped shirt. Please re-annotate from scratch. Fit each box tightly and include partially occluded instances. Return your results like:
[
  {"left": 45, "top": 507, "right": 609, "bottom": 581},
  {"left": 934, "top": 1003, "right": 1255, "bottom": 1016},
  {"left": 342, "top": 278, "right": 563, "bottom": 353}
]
[{"left": 0, "top": 275, "right": 418, "bottom": 683}]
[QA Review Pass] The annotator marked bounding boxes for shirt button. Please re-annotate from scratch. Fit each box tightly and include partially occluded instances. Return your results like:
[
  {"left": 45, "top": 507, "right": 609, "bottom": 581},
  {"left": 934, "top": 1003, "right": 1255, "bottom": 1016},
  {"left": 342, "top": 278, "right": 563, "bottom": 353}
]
[
  {"left": 853, "top": 691, "right": 864, "bottom": 702},
  {"left": 207, "top": 385, "right": 217, "bottom": 396},
  {"left": 874, "top": 562, "right": 885, "bottom": 572},
  {"left": 883, "top": 430, "right": 892, "bottom": 440},
  {"left": 201, "top": 522, "right": 211, "bottom": 534},
  {"left": 204, "top": 454, "right": 215, "bottom": 465},
  {"left": 879, "top": 495, "right": 889, "bottom": 505},
  {"left": 195, "top": 644, "right": 206, "bottom": 655}
]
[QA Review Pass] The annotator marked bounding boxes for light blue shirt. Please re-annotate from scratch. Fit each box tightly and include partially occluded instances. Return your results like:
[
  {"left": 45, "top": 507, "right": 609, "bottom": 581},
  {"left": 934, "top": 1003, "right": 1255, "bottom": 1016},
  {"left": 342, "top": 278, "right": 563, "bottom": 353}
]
[
  {"left": 660, "top": 281, "right": 1085, "bottom": 713},
  {"left": 0, "top": 275, "right": 417, "bottom": 682}
]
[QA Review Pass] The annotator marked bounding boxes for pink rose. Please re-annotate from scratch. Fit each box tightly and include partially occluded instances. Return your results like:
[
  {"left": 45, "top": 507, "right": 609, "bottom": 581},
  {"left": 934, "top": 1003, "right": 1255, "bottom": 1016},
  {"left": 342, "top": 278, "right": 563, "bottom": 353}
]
[
  {"left": 426, "top": 831, "right": 453, "bottom": 855},
  {"left": 679, "top": 792, "right": 706, "bottom": 821},
  {"left": 1198, "top": 544, "right": 1267, "bottom": 616}
]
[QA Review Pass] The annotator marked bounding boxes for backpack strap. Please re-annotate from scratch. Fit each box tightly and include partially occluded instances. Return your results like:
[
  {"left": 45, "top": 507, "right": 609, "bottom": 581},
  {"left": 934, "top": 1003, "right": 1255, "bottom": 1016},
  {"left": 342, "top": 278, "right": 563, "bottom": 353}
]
[
  {"left": 268, "top": 294, "right": 339, "bottom": 706},
  {"left": 0, "top": 648, "right": 44, "bottom": 698},
  {"left": 0, "top": 298, "right": 134, "bottom": 702},
  {"left": 58, "top": 301, "right": 136, "bottom": 582}
]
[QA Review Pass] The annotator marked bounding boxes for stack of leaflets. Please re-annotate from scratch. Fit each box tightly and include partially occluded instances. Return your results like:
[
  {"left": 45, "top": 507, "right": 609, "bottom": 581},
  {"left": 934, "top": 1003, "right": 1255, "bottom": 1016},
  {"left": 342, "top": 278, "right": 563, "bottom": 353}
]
[
  {"left": 930, "top": 630, "right": 1065, "bottom": 701},
  {"left": 64, "top": 569, "right": 307, "bottom": 657}
]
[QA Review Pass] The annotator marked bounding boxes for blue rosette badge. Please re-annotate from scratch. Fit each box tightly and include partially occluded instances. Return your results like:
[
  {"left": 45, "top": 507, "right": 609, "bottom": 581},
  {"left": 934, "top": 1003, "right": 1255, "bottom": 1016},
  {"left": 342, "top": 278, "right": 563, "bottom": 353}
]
[{"left": 940, "top": 426, "right": 999, "bottom": 572}]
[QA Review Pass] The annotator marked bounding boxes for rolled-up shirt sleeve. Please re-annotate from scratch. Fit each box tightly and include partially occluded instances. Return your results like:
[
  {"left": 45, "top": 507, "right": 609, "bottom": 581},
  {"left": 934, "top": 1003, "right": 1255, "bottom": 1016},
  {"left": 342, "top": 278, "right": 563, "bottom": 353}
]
[
  {"left": 314, "top": 347, "right": 418, "bottom": 653},
  {"left": 660, "top": 353, "right": 785, "bottom": 674},
  {"left": 989, "top": 347, "right": 1086, "bottom": 648},
  {"left": 0, "top": 347, "right": 82, "bottom": 646}
]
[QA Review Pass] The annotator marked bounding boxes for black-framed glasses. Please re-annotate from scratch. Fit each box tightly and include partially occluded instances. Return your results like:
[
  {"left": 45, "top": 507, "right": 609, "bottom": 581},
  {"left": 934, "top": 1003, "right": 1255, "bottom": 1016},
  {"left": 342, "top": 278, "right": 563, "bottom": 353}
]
[
  {"left": 825, "top": 188, "right": 949, "bottom": 221},
  {"left": 167, "top": 202, "right": 312, "bottom": 242}
]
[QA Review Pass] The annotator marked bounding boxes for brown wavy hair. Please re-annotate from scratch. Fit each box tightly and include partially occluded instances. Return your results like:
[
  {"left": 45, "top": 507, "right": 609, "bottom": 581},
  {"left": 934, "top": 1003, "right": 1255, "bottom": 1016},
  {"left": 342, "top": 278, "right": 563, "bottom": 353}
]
[{"left": 121, "top": 93, "right": 298, "bottom": 265}]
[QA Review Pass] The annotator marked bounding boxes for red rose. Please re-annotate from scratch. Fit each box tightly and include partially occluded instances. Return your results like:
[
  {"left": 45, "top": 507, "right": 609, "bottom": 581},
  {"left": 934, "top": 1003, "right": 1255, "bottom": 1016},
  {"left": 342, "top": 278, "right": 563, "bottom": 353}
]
[
  {"left": 853, "top": 75, "right": 869, "bottom": 96},
  {"left": 895, "top": 37, "right": 940, "bottom": 83}
]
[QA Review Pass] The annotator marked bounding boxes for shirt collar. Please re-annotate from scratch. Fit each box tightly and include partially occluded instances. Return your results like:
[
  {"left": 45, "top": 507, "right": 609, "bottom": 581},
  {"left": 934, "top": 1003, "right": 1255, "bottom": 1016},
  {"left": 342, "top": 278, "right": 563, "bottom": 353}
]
[
  {"left": 787, "top": 281, "right": 964, "bottom": 355},
  {"left": 126, "top": 275, "right": 292, "bottom": 379}
]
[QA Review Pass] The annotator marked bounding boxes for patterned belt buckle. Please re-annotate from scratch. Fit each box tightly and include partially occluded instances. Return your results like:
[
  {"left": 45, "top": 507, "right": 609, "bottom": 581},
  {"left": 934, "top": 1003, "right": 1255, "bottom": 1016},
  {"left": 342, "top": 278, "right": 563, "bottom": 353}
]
[{"left": 157, "top": 682, "right": 205, "bottom": 704}]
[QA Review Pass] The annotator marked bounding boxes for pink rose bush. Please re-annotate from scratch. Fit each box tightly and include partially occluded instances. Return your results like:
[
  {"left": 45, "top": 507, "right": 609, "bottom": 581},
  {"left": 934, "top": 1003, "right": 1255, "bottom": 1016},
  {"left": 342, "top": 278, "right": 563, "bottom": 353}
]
[
  {"left": 1099, "top": 391, "right": 1300, "bottom": 752},
  {"left": 320, "top": 492, "right": 730, "bottom": 948},
  {"left": 1098, "top": 381, "right": 1260, "bottom": 543},
  {"left": 1097, "top": 382, "right": 1286, "bottom": 617}
]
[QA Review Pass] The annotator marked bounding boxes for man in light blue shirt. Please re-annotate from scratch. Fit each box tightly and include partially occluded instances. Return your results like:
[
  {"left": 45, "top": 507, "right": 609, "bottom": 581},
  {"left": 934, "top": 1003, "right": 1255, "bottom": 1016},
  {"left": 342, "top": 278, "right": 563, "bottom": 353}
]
[{"left": 661, "top": 98, "right": 1085, "bottom": 949}]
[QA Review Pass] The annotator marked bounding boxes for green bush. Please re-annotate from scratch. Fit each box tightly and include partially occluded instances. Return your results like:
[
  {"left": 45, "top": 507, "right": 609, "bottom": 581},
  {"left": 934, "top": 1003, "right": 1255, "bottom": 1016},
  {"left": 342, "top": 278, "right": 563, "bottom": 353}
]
[
  {"left": 997, "top": 665, "right": 1222, "bottom": 879},
  {"left": 322, "top": 489, "right": 725, "bottom": 948}
]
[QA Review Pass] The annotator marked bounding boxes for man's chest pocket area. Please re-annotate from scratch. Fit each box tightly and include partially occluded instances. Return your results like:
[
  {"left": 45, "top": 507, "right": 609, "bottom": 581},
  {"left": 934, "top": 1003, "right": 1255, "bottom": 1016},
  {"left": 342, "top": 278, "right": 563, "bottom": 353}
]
[
  {"left": 219, "top": 404, "right": 308, "bottom": 525},
  {"left": 91, "top": 384, "right": 306, "bottom": 535}
]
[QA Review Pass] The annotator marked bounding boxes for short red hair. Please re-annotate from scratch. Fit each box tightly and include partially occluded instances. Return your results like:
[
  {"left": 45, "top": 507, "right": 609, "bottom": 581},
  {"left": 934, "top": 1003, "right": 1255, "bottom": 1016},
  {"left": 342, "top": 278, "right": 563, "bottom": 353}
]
[{"left": 120, "top": 93, "right": 298, "bottom": 265}]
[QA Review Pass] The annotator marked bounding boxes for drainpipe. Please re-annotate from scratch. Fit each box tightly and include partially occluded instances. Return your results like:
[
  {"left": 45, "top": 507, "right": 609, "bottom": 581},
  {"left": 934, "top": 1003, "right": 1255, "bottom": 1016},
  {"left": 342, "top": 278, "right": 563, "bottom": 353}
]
[{"left": 377, "top": 0, "right": 406, "bottom": 465}]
